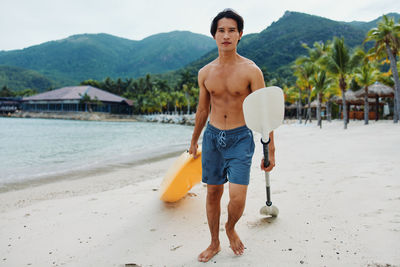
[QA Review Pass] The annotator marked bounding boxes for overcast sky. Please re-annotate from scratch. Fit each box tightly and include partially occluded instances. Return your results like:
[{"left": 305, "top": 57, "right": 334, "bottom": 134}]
[{"left": 0, "top": 0, "right": 399, "bottom": 51}]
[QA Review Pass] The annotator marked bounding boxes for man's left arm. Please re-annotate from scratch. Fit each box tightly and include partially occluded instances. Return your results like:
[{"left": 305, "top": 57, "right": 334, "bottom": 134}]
[{"left": 249, "top": 65, "right": 276, "bottom": 172}]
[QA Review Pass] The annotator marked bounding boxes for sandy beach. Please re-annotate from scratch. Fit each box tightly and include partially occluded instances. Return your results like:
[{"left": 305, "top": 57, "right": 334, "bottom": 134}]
[{"left": 1, "top": 120, "right": 399, "bottom": 267}]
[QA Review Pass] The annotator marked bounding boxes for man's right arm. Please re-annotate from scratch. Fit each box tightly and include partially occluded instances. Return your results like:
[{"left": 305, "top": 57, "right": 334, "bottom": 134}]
[{"left": 189, "top": 68, "right": 210, "bottom": 158}]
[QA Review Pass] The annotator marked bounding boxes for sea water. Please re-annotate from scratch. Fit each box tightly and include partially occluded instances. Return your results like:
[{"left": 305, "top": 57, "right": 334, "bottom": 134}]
[{"left": 0, "top": 117, "right": 195, "bottom": 188}]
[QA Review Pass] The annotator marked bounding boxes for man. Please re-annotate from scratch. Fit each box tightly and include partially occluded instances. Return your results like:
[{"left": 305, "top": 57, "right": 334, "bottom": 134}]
[{"left": 188, "top": 9, "right": 276, "bottom": 262}]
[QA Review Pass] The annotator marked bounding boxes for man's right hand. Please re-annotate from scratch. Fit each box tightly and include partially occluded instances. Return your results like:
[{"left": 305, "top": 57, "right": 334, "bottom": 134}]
[{"left": 189, "top": 143, "right": 199, "bottom": 159}]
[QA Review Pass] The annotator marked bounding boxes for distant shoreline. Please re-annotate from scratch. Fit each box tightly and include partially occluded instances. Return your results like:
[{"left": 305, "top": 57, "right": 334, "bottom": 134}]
[
  {"left": 3, "top": 111, "right": 138, "bottom": 122},
  {"left": 0, "top": 111, "right": 195, "bottom": 126},
  {"left": 2, "top": 111, "right": 196, "bottom": 125}
]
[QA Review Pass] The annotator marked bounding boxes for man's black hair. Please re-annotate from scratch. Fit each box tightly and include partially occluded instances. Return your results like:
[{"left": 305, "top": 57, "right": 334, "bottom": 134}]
[{"left": 210, "top": 8, "right": 244, "bottom": 42}]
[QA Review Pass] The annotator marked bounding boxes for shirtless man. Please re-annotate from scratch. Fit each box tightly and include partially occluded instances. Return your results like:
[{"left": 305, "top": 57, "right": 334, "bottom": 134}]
[{"left": 188, "top": 9, "right": 276, "bottom": 262}]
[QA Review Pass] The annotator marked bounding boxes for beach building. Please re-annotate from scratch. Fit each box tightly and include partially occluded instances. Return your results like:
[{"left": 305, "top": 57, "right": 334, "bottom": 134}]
[
  {"left": 334, "top": 83, "right": 394, "bottom": 120},
  {"left": 0, "top": 97, "right": 22, "bottom": 114},
  {"left": 22, "top": 86, "right": 133, "bottom": 114}
]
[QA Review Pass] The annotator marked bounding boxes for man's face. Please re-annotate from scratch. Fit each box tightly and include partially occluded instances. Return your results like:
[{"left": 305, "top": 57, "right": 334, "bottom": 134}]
[{"left": 214, "top": 17, "right": 242, "bottom": 51}]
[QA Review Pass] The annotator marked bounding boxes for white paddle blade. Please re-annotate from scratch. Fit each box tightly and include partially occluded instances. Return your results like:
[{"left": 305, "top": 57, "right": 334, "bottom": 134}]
[{"left": 243, "top": 86, "right": 285, "bottom": 141}]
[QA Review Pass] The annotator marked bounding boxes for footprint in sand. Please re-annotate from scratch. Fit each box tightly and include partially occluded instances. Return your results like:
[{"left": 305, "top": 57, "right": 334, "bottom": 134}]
[
  {"left": 246, "top": 219, "right": 274, "bottom": 228},
  {"left": 170, "top": 245, "right": 182, "bottom": 251}
]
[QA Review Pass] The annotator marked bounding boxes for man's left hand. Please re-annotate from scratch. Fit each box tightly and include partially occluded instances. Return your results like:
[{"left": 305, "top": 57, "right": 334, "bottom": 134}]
[{"left": 260, "top": 154, "right": 275, "bottom": 172}]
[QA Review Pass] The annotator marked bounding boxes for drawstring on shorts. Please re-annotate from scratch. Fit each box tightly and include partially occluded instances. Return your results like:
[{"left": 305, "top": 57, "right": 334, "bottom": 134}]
[{"left": 217, "top": 130, "right": 226, "bottom": 148}]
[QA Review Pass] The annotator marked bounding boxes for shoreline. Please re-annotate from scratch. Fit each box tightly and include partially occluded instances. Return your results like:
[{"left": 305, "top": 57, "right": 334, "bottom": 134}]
[
  {"left": 3, "top": 111, "right": 138, "bottom": 122},
  {"left": 0, "top": 120, "right": 399, "bottom": 266},
  {"left": 3, "top": 111, "right": 197, "bottom": 125},
  {"left": 0, "top": 149, "right": 184, "bottom": 195}
]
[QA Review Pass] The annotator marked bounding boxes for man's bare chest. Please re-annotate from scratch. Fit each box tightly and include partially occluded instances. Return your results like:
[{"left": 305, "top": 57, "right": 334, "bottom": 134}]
[{"left": 204, "top": 69, "right": 250, "bottom": 96}]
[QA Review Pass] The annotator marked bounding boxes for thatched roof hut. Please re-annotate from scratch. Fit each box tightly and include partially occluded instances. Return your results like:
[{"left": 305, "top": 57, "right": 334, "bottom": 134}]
[
  {"left": 354, "top": 82, "right": 394, "bottom": 98},
  {"left": 304, "top": 100, "right": 326, "bottom": 108},
  {"left": 333, "top": 90, "right": 383, "bottom": 105},
  {"left": 285, "top": 103, "right": 298, "bottom": 110},
  {"left": 333, "top": 90, "right": 360, "bottom": 105}
]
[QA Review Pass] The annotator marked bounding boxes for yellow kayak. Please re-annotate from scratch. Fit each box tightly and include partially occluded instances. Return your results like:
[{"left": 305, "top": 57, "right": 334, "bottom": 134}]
[{"left": 160, "top": 147, "right": 202, "bottom": 202}]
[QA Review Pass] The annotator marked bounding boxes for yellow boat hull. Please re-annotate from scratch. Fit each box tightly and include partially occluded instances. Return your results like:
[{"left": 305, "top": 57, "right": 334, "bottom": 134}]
[{"left": 160, "top": 148, "right": 202, "bottom": 202}]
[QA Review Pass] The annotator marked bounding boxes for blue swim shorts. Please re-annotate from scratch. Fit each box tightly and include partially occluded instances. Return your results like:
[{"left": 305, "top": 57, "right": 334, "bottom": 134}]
[{"left": 202, "top": 123, "right": 255, "bottom": 185}]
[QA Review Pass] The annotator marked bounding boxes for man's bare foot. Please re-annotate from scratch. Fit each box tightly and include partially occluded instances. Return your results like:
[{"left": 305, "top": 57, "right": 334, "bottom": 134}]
[
  {"left": 198, "top": 243, "right": 221, "bottom": 262},
  {"left": 225, "top": 223, "right": 245, "bottom": 255}
]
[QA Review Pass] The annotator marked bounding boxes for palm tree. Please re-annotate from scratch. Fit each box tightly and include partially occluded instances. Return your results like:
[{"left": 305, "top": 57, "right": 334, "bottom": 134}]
[
  {"left": 294, "top": 80, "right": 305, "bottom": 123},
  {"left": 171, "top": 91, "right": 186, "bottom": 114},
  {"left": 144, "top": 74, "right": 153, "bottom": 92},
  {"left": 365, "top": 15, "right": 400, "bottom": 122},
  {"left": 295, "top": 41, "right": 332, "bottom": 125},
  {"left": 322, "top": 37, "right": 356, "bottom": 129},
  {"left": 79, "top": 93, "right": 102, "bottom": 112},
  {"left": 190, "top": 86, "right": 200, "bottom": 113},
  {"left": 178, "top": 69, "right": 196, "bottom": 89},
  {"left": 154, "top": 79, "right": 171, "bottom": 112},
  {"left": 302, "top": 41, "right": 331, "bottom": 64},
  {"left": 103, "top": 77, "right": 114, "bottom": 94},
  {"left": 311, "top": 70, "right": 333, "bottom": 128},
  {"left": 0, "top": 86, "right": 15, "bottom": 97},
  {"left": 324, "top": 84, "right": 341, "bottom": 122},
  {"left": 183, "top": 84, "right": 192, "bottom": 114},
  {"left": 284, "top": 85, "right": 301, "bottom": 121},
  {"left": 354, "top": 63, "right": 380, "bottom": 124},
  {"left": 293, "top": 60, "right": 315, "bottom": 124}
]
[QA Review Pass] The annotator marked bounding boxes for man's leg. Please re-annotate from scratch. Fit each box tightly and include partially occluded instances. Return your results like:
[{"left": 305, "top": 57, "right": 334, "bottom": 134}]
[
  {"left": 225, "top": 183, "right": 248, "bottom": 255},
  {"left": 198, "top": 184, "right": 224, "bottom": 262}
]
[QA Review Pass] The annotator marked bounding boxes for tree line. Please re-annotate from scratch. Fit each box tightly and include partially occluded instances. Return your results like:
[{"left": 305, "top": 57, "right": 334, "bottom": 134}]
[
  {"left": 284, "top": 15, "right": 400, "bottom": 129},
  {"left": 2, "top": 15, "right": 399, "bottom": 125},
  {"left": 0, "top": 86, "right": 37, "bottom": 98},
  {"left": 80, "top": 70, "right": 199, "bottom": 114}
]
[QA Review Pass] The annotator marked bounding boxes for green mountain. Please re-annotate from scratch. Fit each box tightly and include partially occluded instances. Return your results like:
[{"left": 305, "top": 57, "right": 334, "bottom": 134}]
[
  {"left": 185, "top": 11, "right": 400, "bottom": 81},
  {"left": 117, "top": 31, "right": 217, "bottom": 76},
  {"left": 0, "top": 65, "right": 56, "bottom": 92},
  {"left": 348, "top": 13, "right": 400, "bottom": 32},
  {"left": 0, "top": 31, "right": 216, "bottom": 89},
  {"left": 1, "top": 11, "right": 399, "bottom": 92}
]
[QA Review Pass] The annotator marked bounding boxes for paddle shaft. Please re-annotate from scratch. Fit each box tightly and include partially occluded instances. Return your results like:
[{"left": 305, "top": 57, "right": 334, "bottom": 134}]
[{"left": 261, "top": 138, "right": 272, "bottom": 206}]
